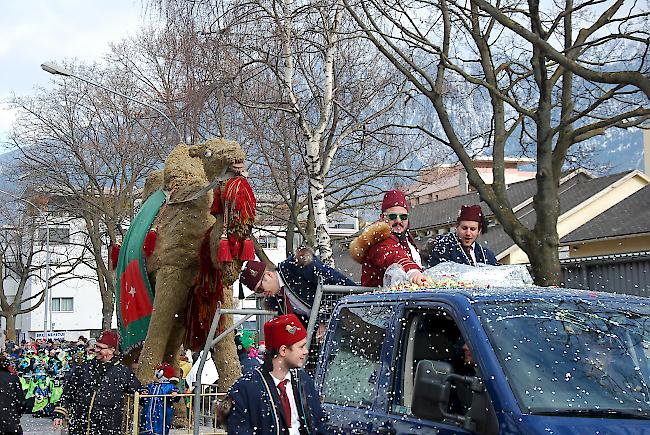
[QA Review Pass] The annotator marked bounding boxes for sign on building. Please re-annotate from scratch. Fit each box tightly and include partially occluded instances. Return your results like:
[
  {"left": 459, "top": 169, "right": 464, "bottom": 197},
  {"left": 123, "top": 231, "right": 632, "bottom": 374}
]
[{"left": 34, "top": 331, "right": 66, "bottom": 340}]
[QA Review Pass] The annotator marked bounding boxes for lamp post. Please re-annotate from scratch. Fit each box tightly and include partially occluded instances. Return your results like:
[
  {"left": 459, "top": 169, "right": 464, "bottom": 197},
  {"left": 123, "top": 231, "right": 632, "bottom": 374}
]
[
  {"left": 40, "top": 62, "right": 182, "bottom": 140},
  {"left": 0, "top": 189, "right": 50, "bottom": 337}
]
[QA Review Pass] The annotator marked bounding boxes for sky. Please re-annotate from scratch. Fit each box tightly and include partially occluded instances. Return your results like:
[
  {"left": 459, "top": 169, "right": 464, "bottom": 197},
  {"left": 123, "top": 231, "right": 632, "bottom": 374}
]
[
  {"left": 0, "top": 1, "right": 644, "bottom": 173},
  {"left": 0, "top": 0, "right": 147, "bottom": 145}
]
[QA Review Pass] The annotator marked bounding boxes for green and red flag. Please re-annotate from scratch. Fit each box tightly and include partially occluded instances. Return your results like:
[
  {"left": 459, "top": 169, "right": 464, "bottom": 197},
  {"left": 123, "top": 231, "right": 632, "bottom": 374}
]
[{"left": 115, "top": 189, "right": 166, "bottom": 353}]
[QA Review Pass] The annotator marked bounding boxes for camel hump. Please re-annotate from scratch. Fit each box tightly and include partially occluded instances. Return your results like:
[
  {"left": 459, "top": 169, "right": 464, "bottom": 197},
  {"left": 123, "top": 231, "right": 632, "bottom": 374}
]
[{"left": 143, "top": 170, "right": 164, "bottom": 201}]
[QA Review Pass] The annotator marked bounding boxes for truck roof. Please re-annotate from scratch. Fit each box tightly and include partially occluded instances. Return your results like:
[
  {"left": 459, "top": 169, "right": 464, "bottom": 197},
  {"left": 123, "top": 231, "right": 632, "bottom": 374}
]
[{"left": 336, "top": 285, "right": 650, "bottom": 306}]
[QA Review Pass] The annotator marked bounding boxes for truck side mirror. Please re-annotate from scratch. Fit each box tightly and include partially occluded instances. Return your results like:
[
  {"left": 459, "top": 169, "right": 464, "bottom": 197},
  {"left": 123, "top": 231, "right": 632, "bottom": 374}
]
[
  {"left": 412, "top": 360, "right": 452, "bottom": 421},
  {"left": 413, "top": 360, "right": 492, "bottom": 433}
]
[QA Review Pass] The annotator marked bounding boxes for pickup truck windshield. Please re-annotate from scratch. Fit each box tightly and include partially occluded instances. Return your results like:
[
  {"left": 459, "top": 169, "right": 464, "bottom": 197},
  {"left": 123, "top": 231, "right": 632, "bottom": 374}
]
[{"left": 477, "top": 299, "right": 650, "bottom": 417}]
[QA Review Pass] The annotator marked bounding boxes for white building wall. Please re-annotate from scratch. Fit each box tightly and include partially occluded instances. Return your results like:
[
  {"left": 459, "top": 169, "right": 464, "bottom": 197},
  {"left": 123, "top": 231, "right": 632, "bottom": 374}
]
[{"left": 7, "top": 216, "right": 116, "bottom": 342}]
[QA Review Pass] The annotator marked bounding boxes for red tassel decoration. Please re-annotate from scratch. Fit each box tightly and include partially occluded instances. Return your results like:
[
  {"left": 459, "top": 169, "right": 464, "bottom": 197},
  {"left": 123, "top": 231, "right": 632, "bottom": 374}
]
[
  {"left": 143, "top": 230, "right": 158, "bottom": 257},
  {"left": 217, "top": 235, "right": 233, "bottom": 262},
  {"left": 229, "top": 235, "right": 241, "bottom": 259},
  {"left": 110, "top": 244, "right": 121, "bottom": 271},
  {"left": 223, "top": 177, "right": 256, "bottom": 221},
  {"left": 210, "top": 186, "right": 223, "bottom": 216},
  {"left": 241, "top": 238, "right": 255, "bottom": 261}
]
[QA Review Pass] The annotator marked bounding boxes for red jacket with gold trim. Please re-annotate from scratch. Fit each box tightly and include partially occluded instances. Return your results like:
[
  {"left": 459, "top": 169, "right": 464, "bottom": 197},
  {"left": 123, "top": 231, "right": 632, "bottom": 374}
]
[{"left": 349, "top": 221, "right": 421, "bottom": 287}]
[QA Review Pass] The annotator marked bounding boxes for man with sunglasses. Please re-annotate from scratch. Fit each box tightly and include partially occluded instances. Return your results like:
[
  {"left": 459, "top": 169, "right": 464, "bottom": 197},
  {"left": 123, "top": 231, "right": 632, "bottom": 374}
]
[
  {"left": 350, "top": 189, "right": 428, "bottom": 287},
  {"left": 53, "top": 330, "right": 142, "bottom": 435}
]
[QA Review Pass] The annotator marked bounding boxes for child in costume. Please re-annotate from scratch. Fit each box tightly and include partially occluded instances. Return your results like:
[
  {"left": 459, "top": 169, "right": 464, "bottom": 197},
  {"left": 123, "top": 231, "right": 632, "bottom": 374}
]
[
  {"left": 139, "top": 363, "right": 180, "bottom": 435},
  {"left": 30, "top": 370, "right": 54, "bottom": 417}
]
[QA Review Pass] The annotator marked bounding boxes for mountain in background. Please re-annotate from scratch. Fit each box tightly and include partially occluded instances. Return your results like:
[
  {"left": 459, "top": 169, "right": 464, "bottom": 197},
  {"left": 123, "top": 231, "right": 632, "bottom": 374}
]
[
  {"left": 0, "top": 129, "right": 645, "bottom": 196},
  {"left": 0, "top": 147, "right": 21, "bottom": 193},
  {"left": 591, "top": 128, "right": 645, "bottom": 174}
]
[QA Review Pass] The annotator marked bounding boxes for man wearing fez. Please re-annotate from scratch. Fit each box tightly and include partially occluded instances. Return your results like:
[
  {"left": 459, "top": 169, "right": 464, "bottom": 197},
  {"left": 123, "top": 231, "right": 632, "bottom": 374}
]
[
  {"left": 227, "top": 314, "right": 327, "bottom": 434},
  {"left": 423, "top": 204, "right": 497, "bottom": 267},
  {"left": 53, "top": 330, "right": 142, "bottom": 435},
  {"left": 239, "top": 247, "right": 356, "bottom": 328},
  {"left": 350, "top": 189, "right": 428, "bottom": 287}
]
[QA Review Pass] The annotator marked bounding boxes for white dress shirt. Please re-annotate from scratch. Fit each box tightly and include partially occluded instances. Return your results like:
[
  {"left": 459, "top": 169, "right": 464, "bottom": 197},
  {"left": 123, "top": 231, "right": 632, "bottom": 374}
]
[
  {"left": 277, "top": 274, "right": 310, "bottom": 316},
  {"left": 467, "top": 242, "right": 477, "bottom": 265},
  {"left": 271, "top": 371, "right": 301, "bottom": 435}
]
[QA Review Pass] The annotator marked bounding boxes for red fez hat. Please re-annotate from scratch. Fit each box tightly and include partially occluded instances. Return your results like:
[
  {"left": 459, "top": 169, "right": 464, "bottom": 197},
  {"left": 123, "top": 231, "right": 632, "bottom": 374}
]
[
  {"left": 157, "top": 363, "right": 176, "bottom": 379},
  {"left": 264, "top": 314, "right": 307, "bottom": 350},
  {"left": 240, "top": 261, "right": 266, "bottom": 292},
  {"left": 97, "top": 330, "right": 119, "bottom": 349},
  {"left": 457, "top": 205, "right": 483, "bottom": 223},
  {"left": 381, "top": 189, "right": 409, "bottom": 212}
]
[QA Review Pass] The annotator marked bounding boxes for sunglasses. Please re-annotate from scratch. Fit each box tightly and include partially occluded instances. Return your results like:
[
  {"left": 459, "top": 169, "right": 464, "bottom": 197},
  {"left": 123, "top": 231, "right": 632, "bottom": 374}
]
[{"left": 386, "top": 213, "right": 408, "bottom": 220}]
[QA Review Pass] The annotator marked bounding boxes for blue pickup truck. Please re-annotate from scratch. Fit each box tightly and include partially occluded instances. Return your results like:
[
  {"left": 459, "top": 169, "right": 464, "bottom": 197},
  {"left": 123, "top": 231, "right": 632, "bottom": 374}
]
[{"left": 314, "top": 286, "right": 650, "bottom": 434}]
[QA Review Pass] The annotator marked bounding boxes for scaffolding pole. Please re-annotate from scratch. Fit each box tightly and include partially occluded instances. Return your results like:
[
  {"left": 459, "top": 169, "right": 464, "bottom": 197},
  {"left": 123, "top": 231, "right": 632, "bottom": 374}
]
[
  {"left": 191, "top": 284, "right": 371, "bottom": 434},
  {"left": 192, "top": 304, "right": 277, "bottom": 435}
]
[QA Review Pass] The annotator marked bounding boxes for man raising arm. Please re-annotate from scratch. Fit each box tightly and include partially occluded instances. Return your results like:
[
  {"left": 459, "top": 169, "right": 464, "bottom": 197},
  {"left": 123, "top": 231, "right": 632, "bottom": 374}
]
[{"left": 350, "top": 189, "right": 428, "bottom": 287}]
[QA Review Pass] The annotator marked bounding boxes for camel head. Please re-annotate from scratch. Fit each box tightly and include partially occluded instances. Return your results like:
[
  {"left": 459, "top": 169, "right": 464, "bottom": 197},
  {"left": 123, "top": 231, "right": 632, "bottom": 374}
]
[{"left": 188, "top": 138, "right": 246, "bottom": 181}]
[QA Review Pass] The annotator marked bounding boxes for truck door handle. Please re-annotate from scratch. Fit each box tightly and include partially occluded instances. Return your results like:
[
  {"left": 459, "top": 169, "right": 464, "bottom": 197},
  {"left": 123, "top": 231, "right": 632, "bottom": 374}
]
[{"left": 377, "top": 427, "right": 396, "bottom": 435}]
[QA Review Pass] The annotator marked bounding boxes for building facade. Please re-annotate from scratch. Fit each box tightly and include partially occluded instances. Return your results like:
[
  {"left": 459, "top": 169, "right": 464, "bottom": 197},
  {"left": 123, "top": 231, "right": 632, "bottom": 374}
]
[{"left": 2, "top": 214, "right": 115, "bottom": 342}]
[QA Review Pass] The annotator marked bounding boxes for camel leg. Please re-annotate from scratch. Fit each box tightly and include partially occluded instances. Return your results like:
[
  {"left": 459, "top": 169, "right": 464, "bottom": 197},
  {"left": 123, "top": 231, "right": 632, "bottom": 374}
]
[
  {"left": 165, "top": 314, "right": 186, "bottom": 364},
  {"left": 213, "top": 266, "right": 242, "bottom": 391},
  {"left": 137, "top": 266, "right": 196, "bottom": 384}
]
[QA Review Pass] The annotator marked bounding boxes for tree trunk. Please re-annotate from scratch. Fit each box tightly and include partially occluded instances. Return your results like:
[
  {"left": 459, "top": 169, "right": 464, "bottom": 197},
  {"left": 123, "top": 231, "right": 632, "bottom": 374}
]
[
  {"left": 527, "top": 233, "right": 562, "bottom": 286},
  {"left": 528, "top": 162, "right": 562, "bottom": 286},
  {"left": 5, "top": 314, "right": 17, "bottom": 341},
  {"left": 305, "top": 197, "right": 316, "bottom": 248},
  {"left": 98, "top": 271, "right": 115, "bottom": 331},
  {"left": 308, "top": 173, "right": 333, "bottom": 264},
  {"left": 286, "top": 223, "right": 295, "bottom": 256}
]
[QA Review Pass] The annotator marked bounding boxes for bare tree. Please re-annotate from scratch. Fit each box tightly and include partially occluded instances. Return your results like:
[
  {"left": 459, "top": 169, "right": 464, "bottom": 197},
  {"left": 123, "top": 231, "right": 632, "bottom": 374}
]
[
  {"left": 7, "top": 63, "right": 168, "bottom": 328},
  {"left": 106, "top": 7, "right": 254, "bottom": 147},
  {"left": 240, "top": 87, "right": 428, "bottom": 254},
  {"left": 0, "top": 201, "right": 83, "bottom": 341},
  {"left": 345, "top": 0, "right": 650, "bottom": 284},
  {"left": 229, "top": 0, "right": 422, "bottom": 262},
  {"left": 150, "top": 0, "right": 431, "bottom": 261}
]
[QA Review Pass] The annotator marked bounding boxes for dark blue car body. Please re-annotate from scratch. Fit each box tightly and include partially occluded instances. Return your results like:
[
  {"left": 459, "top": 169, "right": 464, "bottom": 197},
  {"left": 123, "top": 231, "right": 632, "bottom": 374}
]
[{"left": 314, "top": 287, "right": 650, "bottom": 434}]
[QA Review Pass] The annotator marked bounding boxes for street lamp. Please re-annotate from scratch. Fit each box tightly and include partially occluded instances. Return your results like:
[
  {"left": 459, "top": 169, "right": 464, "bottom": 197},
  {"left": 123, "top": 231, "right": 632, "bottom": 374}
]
[
  {"left": 0, "top": 189, "right": 50, "bottom": 337},
  {"left": 40, "top": 62, "right": 182, "bottom": 140}
]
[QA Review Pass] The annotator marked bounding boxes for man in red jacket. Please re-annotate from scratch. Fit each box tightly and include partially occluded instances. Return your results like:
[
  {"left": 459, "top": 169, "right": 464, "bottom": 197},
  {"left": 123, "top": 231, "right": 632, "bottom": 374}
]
[{"left": 350, "top": 189, "right": 428, "bottom": 287}]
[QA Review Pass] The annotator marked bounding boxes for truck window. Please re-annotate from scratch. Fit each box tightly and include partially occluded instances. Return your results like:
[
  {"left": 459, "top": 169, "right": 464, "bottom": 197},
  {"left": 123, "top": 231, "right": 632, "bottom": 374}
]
[
  {"left": 393, "top": 308, "right": 475, "bottom": 418},
  {"left": 321, "top": 305, "right": 392, "bottom": 409},
  {"left": 477, "top": 300, "right": 650, "bottom": 417}
]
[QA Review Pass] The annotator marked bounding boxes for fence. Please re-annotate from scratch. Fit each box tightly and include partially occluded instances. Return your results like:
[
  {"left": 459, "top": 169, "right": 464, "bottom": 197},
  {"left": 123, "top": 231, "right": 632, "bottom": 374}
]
[
  {"left": 562, "top": 251, "right": 650, "bottom": 297},
  {"left": 124, "top": 385, "right": 226, "bottom": 435}
]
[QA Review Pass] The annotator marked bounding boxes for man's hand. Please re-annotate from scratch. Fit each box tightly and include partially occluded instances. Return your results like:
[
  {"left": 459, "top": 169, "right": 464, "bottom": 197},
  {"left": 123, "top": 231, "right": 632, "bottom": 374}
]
[
  {"left": 53, "top": 418, "right": 64, "bottom": 429},
  {"left": 409, "top": 271, "right": 429, "bottom": 286},
  {"left": 171, "top": 391, "right": 179, "bottom": 397},
  {"left": 316, "top": 323, "right": 327, "bottom": 345}
]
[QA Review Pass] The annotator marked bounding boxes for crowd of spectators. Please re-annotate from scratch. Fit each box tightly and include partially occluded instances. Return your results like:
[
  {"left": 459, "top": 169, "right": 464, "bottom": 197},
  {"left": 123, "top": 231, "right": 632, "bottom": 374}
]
[
  {"left": 1, "top": 335, "right": 97, "bottom": 419},
  {"left": 0, "top": 329, "right": 266, "bottom": 433}
]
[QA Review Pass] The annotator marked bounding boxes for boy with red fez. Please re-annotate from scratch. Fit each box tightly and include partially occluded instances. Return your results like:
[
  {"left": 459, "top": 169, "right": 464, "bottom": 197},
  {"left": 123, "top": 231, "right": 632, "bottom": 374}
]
[
  {"left": 350, "top": 189, "right": 428, "bottom": 287},
  {"left": 139, "top": 363, "right": 180, "bottom": 435},
  {"left": 239, "top": 247, "right": 355, "bottom": 327},
  {"left": 53, "top": 330, "right": 142, "bottom": 435},
  {"left": 423, "top": 204, "right": 497, "bottom": 267},
  {"left": 227, "top": 314, "right": 327, "bottom": 434}
]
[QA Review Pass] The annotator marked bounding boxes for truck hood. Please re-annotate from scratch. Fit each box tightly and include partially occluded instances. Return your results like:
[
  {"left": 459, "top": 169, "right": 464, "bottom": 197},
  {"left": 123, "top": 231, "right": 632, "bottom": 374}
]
[{"left": 501, "top": 412, "right": 650, "bottom": 434}]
